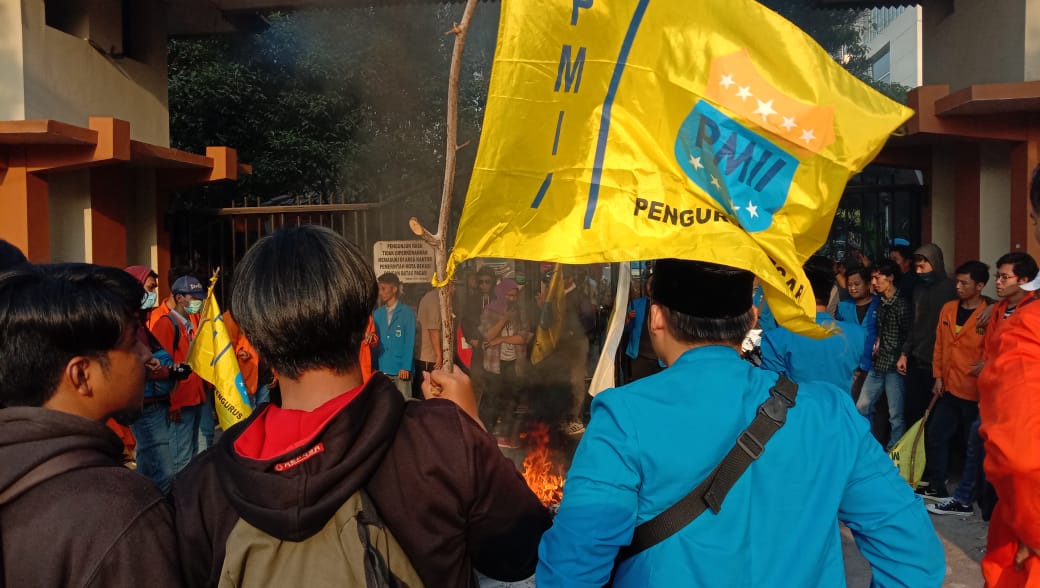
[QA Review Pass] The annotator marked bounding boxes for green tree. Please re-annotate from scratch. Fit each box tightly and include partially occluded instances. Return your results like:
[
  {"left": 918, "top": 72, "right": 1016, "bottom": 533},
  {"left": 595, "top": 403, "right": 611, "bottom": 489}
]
[
  {"left": 758, "top": 1, "right": 910, "bottom": 102},
  {"left": 168, "top": 4, "right": 498, "bottom": 216}
]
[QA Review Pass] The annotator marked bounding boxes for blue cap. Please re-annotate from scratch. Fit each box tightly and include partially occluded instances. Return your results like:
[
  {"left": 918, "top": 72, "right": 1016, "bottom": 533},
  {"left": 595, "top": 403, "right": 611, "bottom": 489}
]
[
  {"left": 890, "top": 238, "right": 910, "bottom": 247},
  {"left": 171, "top": 276, "right": 204, "bottom": 296}
]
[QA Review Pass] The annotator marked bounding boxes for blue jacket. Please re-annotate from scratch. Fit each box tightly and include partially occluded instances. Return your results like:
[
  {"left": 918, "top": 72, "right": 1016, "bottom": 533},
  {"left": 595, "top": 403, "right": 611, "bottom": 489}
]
[
  {"left": 758, "top": 311, "right": 867, "bottom": 390},
  {"left": 373, "top": 302, "right": 416, "bottom": 375},
  {"left": 624, "top": 297, "right": 649, "bottom": 359},
  {"left": 537, "top": 346, "right": 943, "bottom": 587},
  {"left": 836, "top": 297, "right": 880, "bottom": 372}
]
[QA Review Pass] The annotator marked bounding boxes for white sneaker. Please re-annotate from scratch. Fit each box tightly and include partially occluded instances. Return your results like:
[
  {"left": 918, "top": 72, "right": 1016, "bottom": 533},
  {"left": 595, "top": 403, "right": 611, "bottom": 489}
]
[{"left": 560, "top": 420, "right": 585, "bottom": 436}]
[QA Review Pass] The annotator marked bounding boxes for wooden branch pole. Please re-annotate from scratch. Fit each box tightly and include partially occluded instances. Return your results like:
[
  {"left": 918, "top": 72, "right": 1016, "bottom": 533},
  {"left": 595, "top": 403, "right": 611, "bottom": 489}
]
[{"left": 410, "top": 0, "right": 480, "bottom": 374}]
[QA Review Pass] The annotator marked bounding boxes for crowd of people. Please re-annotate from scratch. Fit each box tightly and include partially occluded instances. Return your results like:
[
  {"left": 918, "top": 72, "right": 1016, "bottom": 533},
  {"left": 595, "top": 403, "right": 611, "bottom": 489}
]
[{"left": 1, "top": 168, "right": 1039, "bottom": 586}]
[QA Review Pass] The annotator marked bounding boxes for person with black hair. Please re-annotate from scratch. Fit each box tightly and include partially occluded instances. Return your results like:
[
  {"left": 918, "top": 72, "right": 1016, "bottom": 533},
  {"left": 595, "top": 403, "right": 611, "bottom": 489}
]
[
  {"left": 0, "top": 240, "right": 28, "bottom": 272},
  {"left": 836, "top": 265, "right": 881, "bottom": 400},
  {"left": 171, "top": 226, "right": 550, "bottom": 587},
  {"left": 890, "top": 244, "right": 918, "bottom": 299},
  {"left": 917, "top": 261, "right": 990, "bottom": 502},
  {"left": 977, "top": 165, "right": 1040, "bottom": 585},
  {"left": 0, "top": 263, "right": 181, "bottom": 586},
  {"left": 897, "top": 243, "right": 958, "bottom": 428},
  {"left": 856, "top": 259, "right": 912, "bottom": 449},
  {"left": 757, "top": 256, "right": 866, "bottom": 389},
  {"left": 373, "top": 272, "right": 417, "bottom": 399},
  {"left": 537, "top": 259, "right": 943, "bottom": 586}
]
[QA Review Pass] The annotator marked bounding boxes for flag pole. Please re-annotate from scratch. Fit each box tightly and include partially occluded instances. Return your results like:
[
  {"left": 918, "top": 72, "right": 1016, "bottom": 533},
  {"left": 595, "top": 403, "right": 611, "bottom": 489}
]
[{"left": 409, "top": 0, "right": 480, "bottom": 374}]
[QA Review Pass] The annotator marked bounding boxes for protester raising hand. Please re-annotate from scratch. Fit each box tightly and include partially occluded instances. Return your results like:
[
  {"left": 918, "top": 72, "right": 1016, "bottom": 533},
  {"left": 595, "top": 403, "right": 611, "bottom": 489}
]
[{"left": 422, "top": 368, "right": 483, "bottom": 430}]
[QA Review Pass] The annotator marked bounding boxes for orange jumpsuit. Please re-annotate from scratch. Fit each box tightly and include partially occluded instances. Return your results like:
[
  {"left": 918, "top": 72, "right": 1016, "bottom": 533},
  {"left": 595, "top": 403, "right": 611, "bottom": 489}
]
[{"left": 978, "top": 294, "right": 1040, "bottom": 587}]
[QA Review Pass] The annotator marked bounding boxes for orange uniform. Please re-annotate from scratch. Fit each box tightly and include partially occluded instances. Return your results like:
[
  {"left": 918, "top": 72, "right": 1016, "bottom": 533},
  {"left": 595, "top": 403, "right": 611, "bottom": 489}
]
[
  {"left": 359, "top": 316, "right": 377, "bottom": 382},
  {"left": 222, "top": 311, "right": 259, "bottom": 396},
  {"left": 147, "top": 296, "right": 177, "bottom": 330},
  {"left": 978, "top": 295, "right": 1040, "bottom": 587},
  {"left": 932, "top": 299, "right": 988, "bottom": 401},
  {"left": 151, "top": 311, "right": 205, "bottom": 413}
]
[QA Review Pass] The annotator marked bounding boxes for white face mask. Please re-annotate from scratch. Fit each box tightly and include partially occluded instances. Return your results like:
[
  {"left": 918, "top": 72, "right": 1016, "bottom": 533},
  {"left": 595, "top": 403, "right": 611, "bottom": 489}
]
[{"left": 141, "top": 291, "right": 158, "bottom": 310}]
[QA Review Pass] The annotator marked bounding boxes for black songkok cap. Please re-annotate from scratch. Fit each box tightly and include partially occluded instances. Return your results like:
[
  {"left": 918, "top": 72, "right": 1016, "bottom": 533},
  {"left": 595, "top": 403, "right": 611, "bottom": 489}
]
[{"left": 650, "top": 259, "right": 754, "bottom": 318}]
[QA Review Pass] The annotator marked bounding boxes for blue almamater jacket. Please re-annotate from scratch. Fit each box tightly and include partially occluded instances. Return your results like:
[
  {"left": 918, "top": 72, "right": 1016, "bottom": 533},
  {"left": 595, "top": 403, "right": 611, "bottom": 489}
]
[
  {"left": 373, "top": 302, "right": 416, "bottom": 375},
  {"left": 538, "top": 345, "right": 944, "bottom": 587}
]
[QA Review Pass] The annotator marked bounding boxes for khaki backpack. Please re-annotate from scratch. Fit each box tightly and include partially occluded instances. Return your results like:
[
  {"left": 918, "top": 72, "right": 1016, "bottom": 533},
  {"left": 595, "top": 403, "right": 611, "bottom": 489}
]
[{"left": 220, "top": 489, "right": 423, "bottom": 588}]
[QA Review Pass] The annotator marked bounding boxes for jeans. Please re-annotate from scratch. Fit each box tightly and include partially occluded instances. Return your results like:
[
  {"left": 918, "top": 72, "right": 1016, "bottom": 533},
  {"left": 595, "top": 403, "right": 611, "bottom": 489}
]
[
  {"left": 856, "top": 370, "right": 906, "bottom": 450},
  {"left": 198, "top": 389, "right": 216, "bottom": 451},
  {"left": 387, "top": 376, "right": 410, "bottom": 399},
  {"left": 953, "top": 417, "right": 985, "bottom": 505},
  {"left": 130, "top": 402, "right": 172, "bottom": 493},
  {"left": 923, "top": 393, "right": 978, "bottom": 489},
  {"left": 254, "top": 384, "right": 271, "bottom": 406},
  {"left": 170, "top": 403, "right": 202, "bottom": 475},
  {"left": 903, "top": 364, "right": 935, "bottom": 430}
]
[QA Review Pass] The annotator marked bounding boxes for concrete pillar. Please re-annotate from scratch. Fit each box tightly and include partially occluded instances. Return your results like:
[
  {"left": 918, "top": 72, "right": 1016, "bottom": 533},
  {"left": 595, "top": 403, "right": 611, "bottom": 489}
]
[{"left": 0, "top": 150, "right": 49, "bottom": 262}]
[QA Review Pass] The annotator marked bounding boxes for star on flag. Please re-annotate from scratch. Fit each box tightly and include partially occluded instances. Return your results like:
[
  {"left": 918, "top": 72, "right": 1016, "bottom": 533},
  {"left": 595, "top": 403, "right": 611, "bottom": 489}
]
[
  {"left": 746, "top": 200, "right": 759, "bottom": 218},
  {"left": 712, "top": 73, "right": 819, "bottom": 148},
  {"left": 689, "top": 155, "right": 704, "bottom": 170}
]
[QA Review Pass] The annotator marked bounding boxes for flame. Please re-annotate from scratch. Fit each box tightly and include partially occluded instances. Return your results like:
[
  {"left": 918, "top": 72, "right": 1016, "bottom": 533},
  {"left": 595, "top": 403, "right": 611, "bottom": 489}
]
[{"left": 520, "top": 422, "right": 565, "bottom": 507}]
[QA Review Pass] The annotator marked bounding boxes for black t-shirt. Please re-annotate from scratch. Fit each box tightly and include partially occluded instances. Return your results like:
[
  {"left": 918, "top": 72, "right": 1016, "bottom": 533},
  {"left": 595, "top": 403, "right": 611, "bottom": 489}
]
[
  {"left": 956, "top": 304, "right": 974, "bottom": 328},
  {"left": 855, "top": 302, "right": 870, "bottom": 324}
]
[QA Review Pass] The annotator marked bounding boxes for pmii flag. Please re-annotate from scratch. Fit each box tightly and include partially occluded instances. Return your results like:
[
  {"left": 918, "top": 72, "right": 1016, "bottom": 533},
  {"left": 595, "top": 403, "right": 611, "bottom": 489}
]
[
  {"left": 447, "top": 0, "right": 913, "bottom": 336},
  {"left": 187, "top": 274, "right": 252, "bottom": 431}
]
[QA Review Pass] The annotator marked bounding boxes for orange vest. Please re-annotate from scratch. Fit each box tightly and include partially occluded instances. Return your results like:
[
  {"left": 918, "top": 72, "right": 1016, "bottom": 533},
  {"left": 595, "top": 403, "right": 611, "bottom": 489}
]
[
  {"left": 359, "top": 316, "right": 377, "bottom": 382},
  {"left": 151, "top": 310, "right": 205, "bottom": 411},
  {"left": 932, "top": 299, "right": 987, "bottom": 401}
]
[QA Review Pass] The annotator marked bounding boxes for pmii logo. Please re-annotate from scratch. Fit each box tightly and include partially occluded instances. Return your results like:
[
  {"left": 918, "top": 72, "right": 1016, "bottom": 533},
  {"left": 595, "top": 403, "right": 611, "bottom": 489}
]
[
  {"left": 674, "top": 50, "right": 836, "bottom": 233},
  {"left": 675, "top": 101, "right": 796, "bottom": 233}
]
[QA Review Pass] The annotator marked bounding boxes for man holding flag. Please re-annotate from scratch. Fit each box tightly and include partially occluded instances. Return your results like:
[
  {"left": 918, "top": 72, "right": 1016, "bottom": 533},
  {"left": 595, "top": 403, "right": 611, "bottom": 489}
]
[
  {"left": 187, "top": 271, "right": 253, "bottom": 434},
  {"left": 433, "top": 0, "right": 946, "bottom": 583}
]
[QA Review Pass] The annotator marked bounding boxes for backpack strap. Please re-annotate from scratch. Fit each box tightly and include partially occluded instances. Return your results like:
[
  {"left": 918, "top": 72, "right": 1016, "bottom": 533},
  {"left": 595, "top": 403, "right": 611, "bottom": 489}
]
[
  {"left": 616, "top": 375, "right": 798, "bottom": 562},
  {"left": 165, "top": 313, "right": 181, "bottom": 354},
  {"left": 0, "top": 449, "right": 113, "bottom": 506}
]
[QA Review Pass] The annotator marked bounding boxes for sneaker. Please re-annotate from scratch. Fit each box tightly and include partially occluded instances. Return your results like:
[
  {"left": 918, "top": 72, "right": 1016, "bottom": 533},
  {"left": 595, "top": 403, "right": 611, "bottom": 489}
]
[
  {"left": 560, "top": 420, "right": 586, "bottom": 436},
  {"left": 927, "top": 497, "right": 973, "bottom": 516},
  {"left": 915, "top": 484, "right": 950, "bottom": 502}
]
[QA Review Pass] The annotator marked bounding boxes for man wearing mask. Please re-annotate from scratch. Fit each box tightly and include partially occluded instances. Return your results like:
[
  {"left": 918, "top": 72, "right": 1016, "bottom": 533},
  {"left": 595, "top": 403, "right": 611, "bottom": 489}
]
[
  {"left": 896, "top": 243, "right": 957, "bottom": 428},
  {"left": 151, "top": 275, "right": 206, "bottom": 475}
]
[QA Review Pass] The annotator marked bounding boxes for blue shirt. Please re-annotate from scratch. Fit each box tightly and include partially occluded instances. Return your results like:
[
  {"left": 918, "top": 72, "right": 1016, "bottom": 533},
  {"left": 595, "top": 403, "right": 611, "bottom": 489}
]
[
  {"left": 758, "top": 311, "right": 867, "bottom": 390},
  {"left": 836, "top": 297, "right": 880, "bottom": 372},
  {"left": 372, "top": 302, "right": 416, "bottom": 375},
  {"left": 537, "top": 346, "right": 943, "bottom": 587}
]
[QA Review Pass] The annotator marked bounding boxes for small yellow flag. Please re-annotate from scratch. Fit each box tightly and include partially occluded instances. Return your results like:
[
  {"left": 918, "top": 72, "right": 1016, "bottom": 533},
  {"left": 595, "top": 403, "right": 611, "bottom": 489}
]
[
  {"left": 531, "top": 264, "right": 566, "bottom": 365},
  {"left": 446, "top": 0, "right": 913, "bottom": 336},
  {"left": 188, "top": 273, "right": 253, "bottom": 431}
]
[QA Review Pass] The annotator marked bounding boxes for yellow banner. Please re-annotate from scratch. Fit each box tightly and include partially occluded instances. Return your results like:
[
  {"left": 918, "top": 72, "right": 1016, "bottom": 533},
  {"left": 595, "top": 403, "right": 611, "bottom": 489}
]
[
  {"left": 447, "top": 0, "right": 913, "bottom": 336},
  {"left": 188, "top": 275, "right": 253, "bottom": 431}
]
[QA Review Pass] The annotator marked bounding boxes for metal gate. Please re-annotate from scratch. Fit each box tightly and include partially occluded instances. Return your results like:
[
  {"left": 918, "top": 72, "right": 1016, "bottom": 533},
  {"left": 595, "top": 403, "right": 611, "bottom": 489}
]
[{"left": 820, "top": 165, "right": 925, "bottom": 265}]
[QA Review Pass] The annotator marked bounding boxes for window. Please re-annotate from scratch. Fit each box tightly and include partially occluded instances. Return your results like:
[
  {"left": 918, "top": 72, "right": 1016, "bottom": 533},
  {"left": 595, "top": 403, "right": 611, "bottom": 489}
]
[{"left": 871, "top": 46, "right": 891, "bottom": 83}]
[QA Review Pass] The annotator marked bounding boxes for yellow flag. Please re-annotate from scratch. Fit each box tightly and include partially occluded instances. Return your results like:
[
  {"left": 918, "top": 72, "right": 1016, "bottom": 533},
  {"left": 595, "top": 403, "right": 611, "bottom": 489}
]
[
  {"left": 188, "top": 274, "right": 253, "bottom": 431},
  {"left": 531, "top": 264, "right": 566, "bottom": 365},
  {"left": 447, "top": 0, "right": 913, "bottom": 336}
]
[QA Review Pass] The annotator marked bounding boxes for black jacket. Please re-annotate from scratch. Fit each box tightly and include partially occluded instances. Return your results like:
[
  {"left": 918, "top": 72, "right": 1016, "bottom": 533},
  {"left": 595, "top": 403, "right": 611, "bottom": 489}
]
[
  {"left": 0, "top": 407, "right": 180, "bottom": 587},
  {"left": 172, "top": 373, "right": 551, "bottom": 587},
  {"left": 903, "top": 244, "right": 958, "bottom": 365}
]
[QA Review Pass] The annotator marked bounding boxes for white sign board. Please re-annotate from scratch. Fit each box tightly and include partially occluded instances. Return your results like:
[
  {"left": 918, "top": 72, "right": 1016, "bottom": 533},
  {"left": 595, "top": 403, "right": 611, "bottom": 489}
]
[{"left": 372, "top": 240, "right": 436, "bottom": 283}]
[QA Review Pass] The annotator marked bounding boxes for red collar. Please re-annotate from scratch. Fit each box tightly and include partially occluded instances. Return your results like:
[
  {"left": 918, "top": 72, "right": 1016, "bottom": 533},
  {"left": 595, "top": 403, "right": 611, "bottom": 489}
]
[{"left": 233, "top": 385, "right": 364, "bottom": 461}]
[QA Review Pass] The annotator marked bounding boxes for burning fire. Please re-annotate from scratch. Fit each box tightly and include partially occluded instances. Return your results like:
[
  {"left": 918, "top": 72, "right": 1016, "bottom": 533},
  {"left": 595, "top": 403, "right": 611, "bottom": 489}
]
[{"left": 520, "top": 422, "right": 565, "bottom": 507}]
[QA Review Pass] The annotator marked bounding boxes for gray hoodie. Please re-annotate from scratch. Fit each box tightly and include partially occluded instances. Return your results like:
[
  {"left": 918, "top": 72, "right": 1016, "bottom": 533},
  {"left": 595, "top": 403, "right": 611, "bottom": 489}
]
[{"left": 902, "top": 243, "right": 957, "bottom": 365}]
